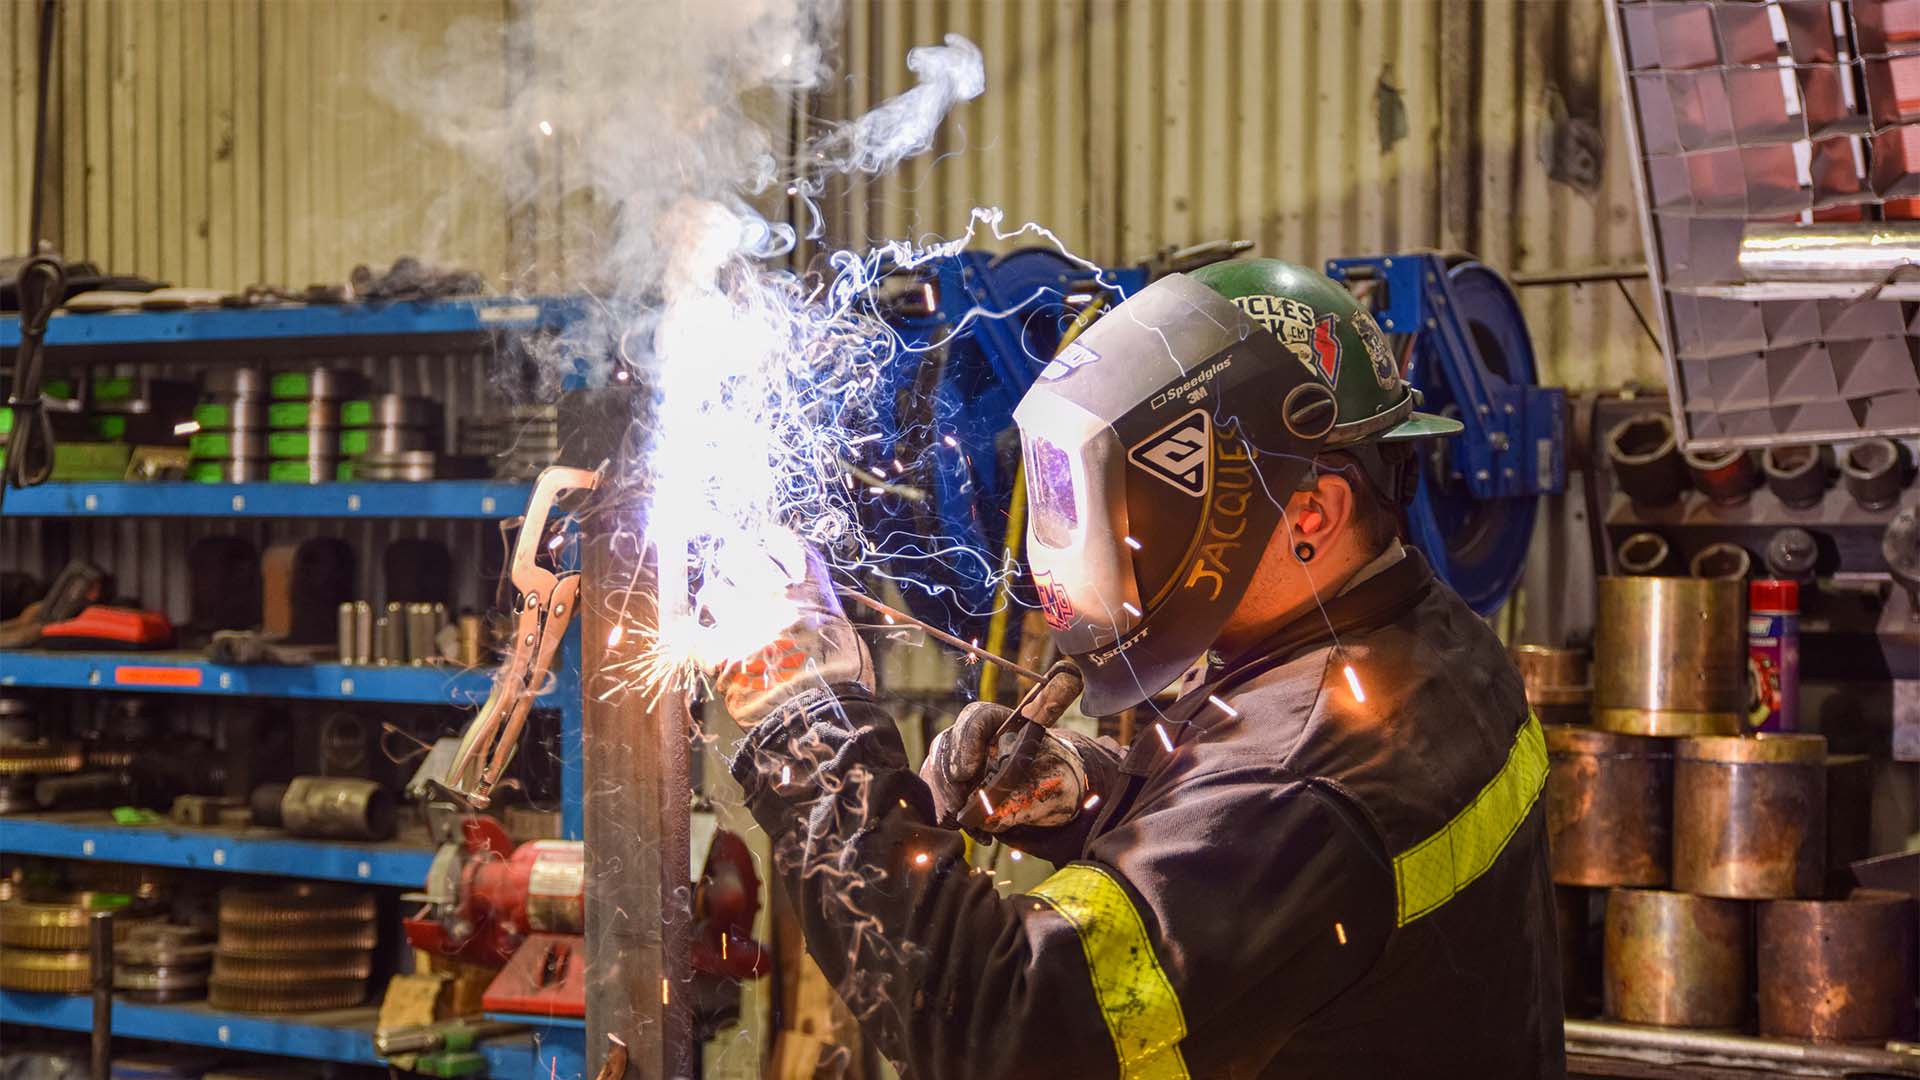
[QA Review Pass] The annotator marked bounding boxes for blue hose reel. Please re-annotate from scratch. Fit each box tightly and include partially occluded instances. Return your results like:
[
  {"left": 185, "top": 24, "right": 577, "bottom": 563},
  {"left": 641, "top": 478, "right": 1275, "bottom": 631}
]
[
  {"left": 1325, "top": 254, "right": 1566, "bottom": 614},
  {"left": 869, "top": 249, "right": 1562, "bottom": 640}
]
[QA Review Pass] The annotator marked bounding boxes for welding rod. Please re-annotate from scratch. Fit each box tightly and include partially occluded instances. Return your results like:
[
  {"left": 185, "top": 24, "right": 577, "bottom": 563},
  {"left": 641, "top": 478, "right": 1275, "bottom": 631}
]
[{"left": 835, "top": 588, "right": 1045, "bottom": 685}]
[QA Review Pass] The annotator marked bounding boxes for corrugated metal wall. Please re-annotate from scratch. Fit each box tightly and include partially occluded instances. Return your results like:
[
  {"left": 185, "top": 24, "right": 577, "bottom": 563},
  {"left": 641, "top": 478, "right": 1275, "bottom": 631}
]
[
  {"left": 827, "top": 0, "right": 1666, "bottom": 389},
  {"left": 3, "top": 0, "right": 1666, "bottom": 390},
  {"left": 1, "top": 0, "right": 514, "bottom": 293}
]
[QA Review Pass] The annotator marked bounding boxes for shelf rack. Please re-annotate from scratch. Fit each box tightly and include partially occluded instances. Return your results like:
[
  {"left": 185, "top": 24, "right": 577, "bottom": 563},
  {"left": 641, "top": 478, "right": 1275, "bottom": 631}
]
[
  {"left": 0, "top": 298, "right": 588, "bottom": 1077},
  {"left": 0, "top": 480, "right": 532, "bottom": 519},
  {"left": 0, "top": 991, "right": 584, "bottom": 1078},
  {"left": 0, "top": 813, "right": 436, "bottom": 886}
]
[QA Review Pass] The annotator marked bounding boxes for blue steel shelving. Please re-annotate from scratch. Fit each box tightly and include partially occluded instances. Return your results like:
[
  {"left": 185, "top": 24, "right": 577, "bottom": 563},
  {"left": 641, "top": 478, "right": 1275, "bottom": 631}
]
[
  {"left": 0, "top": 480, "right": 531, "bottom": 519},
  {"left": 0, "top": 991, "right": 583, "bottom": 1077},
  {"left": 0, "top": 298, "right": 588, "bottom": 1077},
  {"left": 0, "top": 651, "right": 502, "bottom": 704},
  {"left": 0, "top": 813, "right": 436, "bottom": 886}
]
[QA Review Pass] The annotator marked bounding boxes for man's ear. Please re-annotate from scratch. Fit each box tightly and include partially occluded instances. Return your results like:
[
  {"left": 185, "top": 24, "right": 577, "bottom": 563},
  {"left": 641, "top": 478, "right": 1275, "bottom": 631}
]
[{"left": 1296, "top": 473, "right": 1356, "bottom": 542}]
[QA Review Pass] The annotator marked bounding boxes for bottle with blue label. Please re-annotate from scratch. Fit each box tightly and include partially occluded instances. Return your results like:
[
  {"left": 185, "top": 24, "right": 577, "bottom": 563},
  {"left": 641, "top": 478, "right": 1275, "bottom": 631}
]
[{"left": 1747, "top": 579, "right": 1799, "bottom": 733}]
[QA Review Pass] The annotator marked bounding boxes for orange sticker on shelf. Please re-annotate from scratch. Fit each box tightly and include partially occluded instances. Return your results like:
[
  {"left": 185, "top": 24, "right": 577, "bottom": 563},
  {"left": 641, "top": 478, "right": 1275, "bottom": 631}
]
[{"left": 113, "top": 666, "right": 203, "bottom": 688}]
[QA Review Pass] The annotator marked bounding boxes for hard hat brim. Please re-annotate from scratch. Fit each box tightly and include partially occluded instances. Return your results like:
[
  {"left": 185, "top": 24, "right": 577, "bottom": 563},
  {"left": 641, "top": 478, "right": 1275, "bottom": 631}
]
[{"left": 1378, "top": 411, "right": 1466, "bottom": 441}]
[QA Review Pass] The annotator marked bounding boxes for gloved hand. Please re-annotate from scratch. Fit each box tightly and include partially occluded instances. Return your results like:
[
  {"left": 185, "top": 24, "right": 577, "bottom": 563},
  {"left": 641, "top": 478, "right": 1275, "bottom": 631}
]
[
  {"left": 708, "top": 544, "right": 873, "bottom": 727},
  {"left": 920, "top": 661, "right": 1099, "bottom": 833}
]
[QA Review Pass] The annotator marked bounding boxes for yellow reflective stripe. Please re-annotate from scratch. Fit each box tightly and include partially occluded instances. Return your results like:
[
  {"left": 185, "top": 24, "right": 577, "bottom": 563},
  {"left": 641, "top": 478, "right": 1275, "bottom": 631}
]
[
  {"left": 1030, "top": 864, "right": 1190, "bottom": 1080},
  {"left": 1393, "top": 712, "right": 1548, "bottom": 926}
]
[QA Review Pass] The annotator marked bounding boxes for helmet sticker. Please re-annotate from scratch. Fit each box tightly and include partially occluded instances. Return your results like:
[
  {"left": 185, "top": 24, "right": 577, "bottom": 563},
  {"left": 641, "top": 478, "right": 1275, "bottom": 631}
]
[
  {"left": 1311, "top": 313, "right": 1341, "bottom": 382},
  {"left": 1034, "top": 570, "right": 1076, "bottom": 631},
  {"left": 1128, "top": 408, "right": 1212, "bottom": 497},
  {"left": 1039, "top": 339, "right": 1100, "bottom": 381},
  {"left": 1230, "top": 294, "right": 1336, "bottom": 384},
  {"left": 1355, "top": 311, "right": 1400, "bottom": 390}
]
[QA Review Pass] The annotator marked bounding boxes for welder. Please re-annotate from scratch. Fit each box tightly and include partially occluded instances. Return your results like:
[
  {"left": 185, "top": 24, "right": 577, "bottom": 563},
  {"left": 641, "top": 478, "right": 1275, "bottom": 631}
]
[{"left": 714, "top": 260, "right": 1564, "bottom": 1078}]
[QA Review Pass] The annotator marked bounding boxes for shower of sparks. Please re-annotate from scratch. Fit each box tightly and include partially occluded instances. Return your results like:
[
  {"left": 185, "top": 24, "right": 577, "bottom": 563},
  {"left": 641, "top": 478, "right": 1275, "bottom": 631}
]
[
  {"left": 1122, "top": 535, "right": 1143, "bottom": 551},
  {"left": 976, "top": 789, "right": 994, "bottom": 817},
  {"left": 1082, "top": 793, "right": 1101, "bottom": 810},
  {"left": 1343, "top": 664, "right": 1367, "bottom": 703},
  {"left": 1155, "top": 723, "right": 1174, "bottom": 753},
  {"left": 1207, "top": 694, "right": 1239, "bottom": 719}
]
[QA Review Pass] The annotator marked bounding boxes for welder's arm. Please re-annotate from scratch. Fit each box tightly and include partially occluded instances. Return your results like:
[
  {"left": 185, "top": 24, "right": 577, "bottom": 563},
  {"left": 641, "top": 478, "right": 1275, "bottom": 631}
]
[{"left": 731, "top": 686, "right": 1396, "bottom": 1079}]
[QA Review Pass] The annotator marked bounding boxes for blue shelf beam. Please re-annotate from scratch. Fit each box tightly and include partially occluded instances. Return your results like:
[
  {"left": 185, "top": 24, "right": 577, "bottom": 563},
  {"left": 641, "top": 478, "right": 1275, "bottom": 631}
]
[
  {"left": 0, "top": 652, "right": 503, "bottom": 705},
  {"left": 0, "top": 297, "right": 586, "bottom": 364},
  {"left": 0, "top": 991, "right": 574, "bottom": 1075},
  {"left": 1, "top": 480, "right": 532, "bottom": 519},
  {"left": 0, "top": 813, "right": 435, "bottom": 886}
]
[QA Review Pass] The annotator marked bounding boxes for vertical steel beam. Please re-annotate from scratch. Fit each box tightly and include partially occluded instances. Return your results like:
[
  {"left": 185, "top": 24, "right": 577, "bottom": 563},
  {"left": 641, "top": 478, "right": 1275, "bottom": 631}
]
[{"left": 564, "top": 389, "right": 692, "bottom": 1078}]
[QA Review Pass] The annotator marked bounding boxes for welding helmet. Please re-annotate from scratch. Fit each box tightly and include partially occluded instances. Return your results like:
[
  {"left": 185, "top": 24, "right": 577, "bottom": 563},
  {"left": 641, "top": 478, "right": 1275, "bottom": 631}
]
[{"left": 1013, "top": 260, "right": 1462, "bottom": 716}]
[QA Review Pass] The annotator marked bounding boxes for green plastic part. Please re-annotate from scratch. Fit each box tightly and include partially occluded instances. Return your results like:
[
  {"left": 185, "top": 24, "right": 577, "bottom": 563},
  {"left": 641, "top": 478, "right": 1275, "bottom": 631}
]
[
  {"left": 412, "top": 1051, "right": 487, "bottom": 1078},
  {"left": 340, "top": 400, "right": 373, "bottom": 427},
  {"left": 269, "top": 371, "right": 312, "bottom": 399},
  {"left": 267, "top": 401, "right": 317, "bottom": 427},
  {"left": 88, "top": 416, "right": 129, "bottom": 441},
  {"left": 92, "top": 376, "right": 137, "bottom": 404}
]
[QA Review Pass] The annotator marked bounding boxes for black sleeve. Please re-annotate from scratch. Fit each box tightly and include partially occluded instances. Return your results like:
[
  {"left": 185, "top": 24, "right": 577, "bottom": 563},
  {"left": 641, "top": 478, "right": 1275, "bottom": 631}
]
[{"left": 731, "top": 686, "right": 1396, "bottom": 1078}]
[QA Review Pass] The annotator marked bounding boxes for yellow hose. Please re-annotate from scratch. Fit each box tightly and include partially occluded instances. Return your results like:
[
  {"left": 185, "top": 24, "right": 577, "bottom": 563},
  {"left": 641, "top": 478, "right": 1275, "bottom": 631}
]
[{"left": 978, "top": 294, "right": 1108, "bottom": 704}]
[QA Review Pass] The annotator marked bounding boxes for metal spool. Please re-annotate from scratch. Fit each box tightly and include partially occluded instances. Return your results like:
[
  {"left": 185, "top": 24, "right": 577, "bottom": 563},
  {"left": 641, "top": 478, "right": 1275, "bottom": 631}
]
[
  {"left": 1604, "top": 888, "right": 1750, "bottom": 1029},
  {"left": 1402, "top": 261, "right": 1542, "bottom": 615},
  {"left": 1757, "top": 889, "right": 1917, "bottom": 1042},
  {"left": 1674, "top": 733, "right": 1827, "bottom": 899},
  {"left": 1593, "top": 576, "right": 1745, "bottom": 736},
  {"left": 867, "top": 248, "right": 1144, "bottom": 640},
  {"left": 1545, "top": 726, "right": 1672, "bottom": 887}
]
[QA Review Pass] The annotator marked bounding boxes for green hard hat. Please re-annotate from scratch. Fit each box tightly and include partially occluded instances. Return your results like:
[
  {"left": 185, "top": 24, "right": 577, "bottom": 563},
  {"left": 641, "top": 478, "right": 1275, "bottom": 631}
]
[{"left": 1188, "top": 258, "right": 1463, "bottom": 445}]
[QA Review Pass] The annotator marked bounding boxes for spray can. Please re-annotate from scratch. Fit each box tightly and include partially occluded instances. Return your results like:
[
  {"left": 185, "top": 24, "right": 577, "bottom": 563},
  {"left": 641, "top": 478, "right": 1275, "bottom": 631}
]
[{"left": 1747, "top": 579, "right": 1799, "bottom": 732}]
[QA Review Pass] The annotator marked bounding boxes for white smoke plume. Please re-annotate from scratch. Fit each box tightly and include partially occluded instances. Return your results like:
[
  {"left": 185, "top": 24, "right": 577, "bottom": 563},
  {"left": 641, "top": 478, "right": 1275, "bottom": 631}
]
[{"left": 383, "top": 0, "right": 988, "bottom": 676}]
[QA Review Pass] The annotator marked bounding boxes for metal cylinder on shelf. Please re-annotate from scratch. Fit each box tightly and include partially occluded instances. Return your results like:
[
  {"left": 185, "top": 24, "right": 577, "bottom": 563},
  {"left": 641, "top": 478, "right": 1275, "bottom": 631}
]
[
  {"left": 1593, "top": 576, "right": 1745, "bottom": 736},
  {"left": 1763, "top": 527, "right": 1819, "bottom": 581},
  {"left": 1757, "top": 889, "right": 1918, "bottom": 1042},
  {"left": 1604, "top": 888, "right": 1749, "bottom": 1029},
  {"left": 1606, "top": 414, "right": 1689, "bottom": 507},
  {"left": 1509, "top": 645, "right": 1591, "bottom": 725},
  {"left": 271, "top": 776, "right": 397, "bottom": 841},
  {"left": 1682, "top": 447, "right": 1758, "bottom": 505},
  {"left": 1841, "top": 438, "right": 1908, "bottom": 510},
  {"left": 1545, "top": 727, "right": 1672, "bottom": 887},
  {"left": 1763, "top": 445, "right": 1827, "bottom": 509},
  {"left": 1673, "top": 733, "right": 1826, "bottom": 899},
  {"left": 1615, "top": 532, "right": 1676, "bottom": 576},
  {"left": 1687, "top": 542, "right": 1752, "bottom": 581}
]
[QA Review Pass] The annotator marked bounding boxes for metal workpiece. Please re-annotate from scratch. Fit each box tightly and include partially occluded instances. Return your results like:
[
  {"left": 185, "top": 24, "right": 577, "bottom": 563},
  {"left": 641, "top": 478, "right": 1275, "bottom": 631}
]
[
  {"left": 1842, "top": 438, "right": 1910, "bottom": 511},
  {"left": 1593, "top": 576, "right": 1745, "bottom": 736},
  {"left": 381, "top": 602, "right": 407, "bottom": 663},
  {"left": 1545, "top": 727, "right": 1672, "bottom": 887},
  {"left": 206, "top": 979, "right": 366, "bottom": 1013},
  {"left": 1614, "top": 532, "right": 1675, "bottom": 576},
  {"left": 352, "top": 600, "right": 373, "bottom": 664},
  {"left": 274, "top": 776, "right": 397, "bottom": 841},
  {"left": 1763, "top": 527, "right": 1820, "bottom": 581},
  {"left": 1603, "top": 888, "right": 1751, "bottom": 1029},
  {"left": 1682, "top": 447, "right": 1758, "bottom": 505},
  {"left": 1673, "top": 734, "right": 1827, "bottom": 900},
  {"left": 1758, "top": 889, "right": 1918, "bottom": 1042},
  {"left": 1607, "top": 414, "right": 1688, "bottom": 508},
  {"left": 1510, "top": 645, "right": 1591, "bottom": 725},
  {"left": 217, "top": 884, "right": 376, "bottom": 930},
  {"left": 1737, "top": 221, "right": 1920, "bottom": 281},
  {"left": 1687, "top": 542, "right": 1752, "bottom": 581},
  {"left": 1565, "top": 1019, "right": 1920, "bottom": 1075},
  {"left": 1762, "top": 445, "right": 1829, "bottom": 509}
]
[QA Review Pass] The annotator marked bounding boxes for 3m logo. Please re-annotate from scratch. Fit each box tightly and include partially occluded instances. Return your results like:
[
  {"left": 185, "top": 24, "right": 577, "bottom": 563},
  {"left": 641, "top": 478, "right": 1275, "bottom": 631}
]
[{"left": 1128, "top": 409, "right": 1211, "bottom": 496}]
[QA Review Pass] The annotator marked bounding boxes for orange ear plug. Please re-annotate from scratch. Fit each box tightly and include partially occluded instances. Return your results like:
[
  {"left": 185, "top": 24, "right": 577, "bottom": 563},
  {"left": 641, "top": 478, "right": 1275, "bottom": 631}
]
[{"left": 1297, "top": 508, "right": 1325, "bottom": 533}]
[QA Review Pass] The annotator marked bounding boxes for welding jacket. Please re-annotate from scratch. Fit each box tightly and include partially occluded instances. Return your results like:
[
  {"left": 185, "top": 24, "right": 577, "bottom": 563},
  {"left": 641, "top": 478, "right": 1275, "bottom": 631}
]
[{"left": 730, "top": 549, "right": 1564, "bottom": 1079}]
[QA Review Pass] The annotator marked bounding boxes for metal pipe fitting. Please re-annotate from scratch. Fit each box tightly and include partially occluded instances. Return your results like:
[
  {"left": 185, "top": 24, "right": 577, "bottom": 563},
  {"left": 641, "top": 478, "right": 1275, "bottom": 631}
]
[
  {"left": 1615, "top": 532, "right": 1675, "bottom": 576},
  {"left": 1545, "top": 727, "right": 1672, "bottom": 887},
  {"left": 1763, "top": 527, "right": 1820, "bottom": 581},
  {"left": 1603, "top": 888, "right": 1750, "bottom": 1028},
  {"left": 1758, "top": 889, "right": 1917, "bottom": 1041},
  {"left": 1687, "top": 542, "right": 1752, "bottom": 581},
  {"left": 1763, "top": 444, "right": 1828, "bottom": 509},
  {"left": 1841, "top": 437, "right": 1908, "bottom": 510},
  {"left": 1606, "top": 414, "right": 1689, "bottom": 507},
  {"left": 1594, "top": 576, "right": 1745, "bottom": 736},
  {"left": 1674, "top": 734, "right": 1827, "bottom": 899},
  {"left": 1508, "top": 645, "right": 1591, "bottom": 726},
  {"left": 1681, "top": 447, "right": 1758, "bottom": 505}
]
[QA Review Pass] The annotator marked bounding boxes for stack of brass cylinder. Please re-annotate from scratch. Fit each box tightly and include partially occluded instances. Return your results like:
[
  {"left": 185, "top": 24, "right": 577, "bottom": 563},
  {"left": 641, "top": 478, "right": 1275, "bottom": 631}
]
[
  {"left": 1522, "top": 575, "right": 1916, "bottom": 1043},
  {"left": 210, "top": 884, "right": 377, "bottom": 1013}
]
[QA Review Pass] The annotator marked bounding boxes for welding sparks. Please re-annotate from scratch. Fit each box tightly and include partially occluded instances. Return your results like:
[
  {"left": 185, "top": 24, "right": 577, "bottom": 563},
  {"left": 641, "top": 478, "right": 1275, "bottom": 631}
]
[
  {"left": 1335, "top": 922, "right": 1348, "bottom": 946},
  {"left": 1123, "top": 536, "right": 1143, "bottom": 551},
  {"left": 1154, "top": 723, "right": 1174, "bottom": 753},
  {"left": 1207, "top": 694, "right": 1239, "bottom": 719},
  {"left": 1082, "top": 793, "right": 1101, "bottom": 810},
  {"left": 1121, "top": 601, "right": 1142, "bottom": 618},
  {"left": 1343, "top": 664, "right": 1367, "bottom": 703},
  {"left": 976, "top": 789, "right": 994, "bottom": 817},
  {"left": 173, "top": 420, "right": 200, "bottom": 436},
  {"left": 661, "top": 978, "right": 670, "bottom": 1005},
  {"left": 606, "top": 626, "right": 623, "bottom": 647},
  {"left": 537, "top": 119, "right": 554, "bottom": 136},
  {"left": 913, "top": 851, "right": 930, "bottom": 867},
  {"left": 780, "top": 764, "right": 792, "bottom": 786}
]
